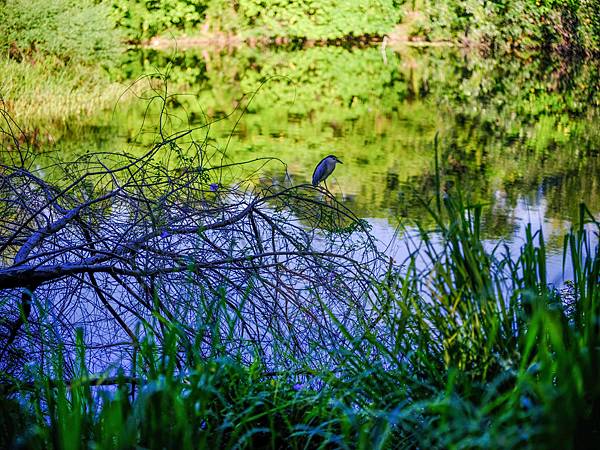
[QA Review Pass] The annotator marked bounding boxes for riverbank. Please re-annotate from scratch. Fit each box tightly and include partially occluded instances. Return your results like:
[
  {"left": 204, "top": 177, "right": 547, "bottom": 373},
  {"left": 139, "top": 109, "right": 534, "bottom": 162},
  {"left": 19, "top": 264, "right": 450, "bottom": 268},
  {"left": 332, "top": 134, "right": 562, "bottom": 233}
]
[
  {"left": 131, "top": 1, "right": 598, "bottom": 55},
  {"left": 0, "top": 57, "right": 123, "bottom": 140},
  {"left": 0, "top": 0, "right": 123, "bottom": 138},
  {"left": 144, "top": 27, "right": 456, "bottom": 51}
]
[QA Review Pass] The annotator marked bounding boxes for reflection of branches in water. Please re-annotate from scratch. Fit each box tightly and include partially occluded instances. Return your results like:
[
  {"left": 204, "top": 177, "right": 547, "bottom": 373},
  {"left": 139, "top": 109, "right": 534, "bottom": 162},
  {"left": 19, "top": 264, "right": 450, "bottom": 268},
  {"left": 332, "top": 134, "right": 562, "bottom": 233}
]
[{"left": 0, "top": 90, "right": 383, "bottom": 378}]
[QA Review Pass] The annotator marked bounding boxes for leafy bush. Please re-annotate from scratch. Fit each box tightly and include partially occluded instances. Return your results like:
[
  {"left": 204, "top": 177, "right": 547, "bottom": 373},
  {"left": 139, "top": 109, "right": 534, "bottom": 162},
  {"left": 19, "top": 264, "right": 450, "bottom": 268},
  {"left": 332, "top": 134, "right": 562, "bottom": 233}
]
[
  {"left": 112, "top": 0, "right": 209, "bottom": 41},
  {"left": 112, "top": 0, "right": 403, "bottom": 41},
  {"left": 578, "top": 0, "right": 600, "bottom": 51},
  {"left": 420, "top": 0, "right": 600, "bottom": 53},
  {"left": 236, "top": 0, "right": 403, "bottom": 40}
]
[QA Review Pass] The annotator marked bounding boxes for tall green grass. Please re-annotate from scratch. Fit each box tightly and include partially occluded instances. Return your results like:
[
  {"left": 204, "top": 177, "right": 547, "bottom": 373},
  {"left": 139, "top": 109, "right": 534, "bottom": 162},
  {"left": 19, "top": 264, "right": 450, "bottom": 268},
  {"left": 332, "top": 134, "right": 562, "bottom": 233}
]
[
  {"left": 1, "top": 195, "right": 598, "bottom": 449},
  {"left": 0, "top": 57, "right": 123, "bottom": 133}
]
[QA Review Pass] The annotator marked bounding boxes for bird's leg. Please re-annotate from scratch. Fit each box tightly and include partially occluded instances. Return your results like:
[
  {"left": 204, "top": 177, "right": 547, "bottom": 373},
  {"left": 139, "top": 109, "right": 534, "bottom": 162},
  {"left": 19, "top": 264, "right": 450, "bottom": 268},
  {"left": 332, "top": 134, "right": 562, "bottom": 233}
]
[{"left": 323, "top": 180, "right": 333, "bottom": 204}]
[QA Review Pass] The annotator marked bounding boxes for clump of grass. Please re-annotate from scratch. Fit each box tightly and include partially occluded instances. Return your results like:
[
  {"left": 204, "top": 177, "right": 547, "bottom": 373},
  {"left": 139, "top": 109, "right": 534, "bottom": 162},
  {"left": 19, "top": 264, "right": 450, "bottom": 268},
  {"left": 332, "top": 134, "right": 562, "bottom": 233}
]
[
  {"left": 356, "top": 196, "right": 600, "bottom": 448},
  {"left": 0, "top": 57, "right": 123, "bottom": 134},
  {"left": 2, "top": 325, "right": 387, "bottom": 449}
]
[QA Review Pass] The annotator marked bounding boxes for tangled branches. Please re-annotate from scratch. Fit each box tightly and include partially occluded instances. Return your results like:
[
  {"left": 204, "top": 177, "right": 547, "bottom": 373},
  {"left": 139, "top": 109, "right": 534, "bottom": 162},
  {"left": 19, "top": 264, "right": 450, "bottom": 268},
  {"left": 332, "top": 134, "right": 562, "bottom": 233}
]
[{"left": 0, "top": 105, "right": 383, "bottom": 378}]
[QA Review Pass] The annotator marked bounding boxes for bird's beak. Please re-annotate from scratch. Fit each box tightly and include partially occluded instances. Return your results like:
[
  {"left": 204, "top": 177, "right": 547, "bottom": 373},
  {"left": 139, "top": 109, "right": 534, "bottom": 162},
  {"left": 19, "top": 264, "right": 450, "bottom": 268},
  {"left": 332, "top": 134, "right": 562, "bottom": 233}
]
[{"left": 337, "top": 159, "right": 343, "bottom": 164}]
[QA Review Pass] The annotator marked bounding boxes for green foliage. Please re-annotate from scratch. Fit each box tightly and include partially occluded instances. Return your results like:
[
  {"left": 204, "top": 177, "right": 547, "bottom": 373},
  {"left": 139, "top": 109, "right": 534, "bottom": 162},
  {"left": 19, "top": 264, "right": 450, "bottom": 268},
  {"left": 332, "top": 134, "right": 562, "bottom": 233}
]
[
  {"left": 579, "top": 0, "right": 600, "bottom": 50},
  {"left": 107, "top": 0, "right": 598, "bottom": 52},
  {"left": 111, "top": 0, "right": 403, "bottom": 41},
  {"left": 236, "top": 0, "right": 402, "bottom": 40},
  {"left": 0, "top": 0, "right": 120, "bottom": 65},
  {"left": 112, "top": 0, "right": 209, "bottom": 41},
  {"left": 419, "top": 0, "right": 600, "bottom": 53}
]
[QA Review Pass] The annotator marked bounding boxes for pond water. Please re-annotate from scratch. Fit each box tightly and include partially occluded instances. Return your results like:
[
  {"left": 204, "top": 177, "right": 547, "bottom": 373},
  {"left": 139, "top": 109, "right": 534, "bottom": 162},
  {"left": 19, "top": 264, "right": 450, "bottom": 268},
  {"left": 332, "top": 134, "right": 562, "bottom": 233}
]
[{"left": 47, "top": 45, "right": 600, "bottom": 283}]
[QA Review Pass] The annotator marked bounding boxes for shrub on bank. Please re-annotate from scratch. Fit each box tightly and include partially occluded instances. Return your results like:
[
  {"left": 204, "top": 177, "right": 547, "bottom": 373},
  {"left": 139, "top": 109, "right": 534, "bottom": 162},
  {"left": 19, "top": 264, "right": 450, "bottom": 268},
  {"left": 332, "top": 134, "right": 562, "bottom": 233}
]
[
  {"left": 0, "top": 0, "right": 119, "bottom": 66},
  {"left": 234, "top": 0, "right": 402, "bottom": 40},
  {"left": 112, "top": 0, "right": 209, "bottom": 42},
  {"left": 419, "top": 0, "right": 600, "bottom": 54}
]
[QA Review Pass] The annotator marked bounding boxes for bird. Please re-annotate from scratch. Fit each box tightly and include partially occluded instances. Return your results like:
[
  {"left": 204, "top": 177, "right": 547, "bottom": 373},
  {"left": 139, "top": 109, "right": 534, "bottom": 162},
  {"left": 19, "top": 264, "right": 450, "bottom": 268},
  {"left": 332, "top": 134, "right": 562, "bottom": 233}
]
[{"left": 312, "top": 155, "right": 343, "bottom": 191}]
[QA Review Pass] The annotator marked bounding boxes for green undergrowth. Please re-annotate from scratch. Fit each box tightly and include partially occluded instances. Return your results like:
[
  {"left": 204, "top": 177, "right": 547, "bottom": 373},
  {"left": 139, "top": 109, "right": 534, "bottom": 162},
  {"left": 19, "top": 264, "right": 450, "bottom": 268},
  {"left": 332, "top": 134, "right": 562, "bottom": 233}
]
[{"left": 1, "top": 193, "right": 599, "bottom": 449}]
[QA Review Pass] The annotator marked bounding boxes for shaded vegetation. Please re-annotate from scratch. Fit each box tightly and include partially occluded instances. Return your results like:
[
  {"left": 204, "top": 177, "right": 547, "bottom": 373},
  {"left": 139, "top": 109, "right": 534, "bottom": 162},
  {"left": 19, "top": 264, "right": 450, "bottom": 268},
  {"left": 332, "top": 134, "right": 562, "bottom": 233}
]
[{"left": 418, "top": 0, "right": 600, "bottom": 54}]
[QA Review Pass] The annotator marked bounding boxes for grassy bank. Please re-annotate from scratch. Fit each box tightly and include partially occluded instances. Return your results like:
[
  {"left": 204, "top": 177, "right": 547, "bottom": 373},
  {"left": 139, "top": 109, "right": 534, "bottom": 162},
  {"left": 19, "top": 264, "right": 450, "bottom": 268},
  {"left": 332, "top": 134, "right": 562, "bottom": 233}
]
[
  {"left": 0, "top": 0, "right": 123, "bottom": 135},
  {"left": 1, "top": 192, "right": 599, "bottom": 449},
  {"left": 0, "top": 57, "right": 123, "bottom": 135}
]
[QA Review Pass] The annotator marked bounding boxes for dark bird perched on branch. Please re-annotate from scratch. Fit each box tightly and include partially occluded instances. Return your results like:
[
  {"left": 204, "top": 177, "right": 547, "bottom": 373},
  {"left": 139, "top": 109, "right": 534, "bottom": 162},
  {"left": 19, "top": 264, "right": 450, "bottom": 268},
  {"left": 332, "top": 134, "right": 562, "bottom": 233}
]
[{"left": 312, "top": 155, "right": 343, "bottom": 190}]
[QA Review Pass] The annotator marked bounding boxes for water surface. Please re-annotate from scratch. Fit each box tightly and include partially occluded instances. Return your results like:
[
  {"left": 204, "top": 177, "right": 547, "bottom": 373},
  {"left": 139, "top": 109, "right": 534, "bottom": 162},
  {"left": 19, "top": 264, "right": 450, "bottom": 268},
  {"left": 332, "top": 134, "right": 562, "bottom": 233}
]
[{"left": 41, "top": 45, "right": 600, "bottom": 281}]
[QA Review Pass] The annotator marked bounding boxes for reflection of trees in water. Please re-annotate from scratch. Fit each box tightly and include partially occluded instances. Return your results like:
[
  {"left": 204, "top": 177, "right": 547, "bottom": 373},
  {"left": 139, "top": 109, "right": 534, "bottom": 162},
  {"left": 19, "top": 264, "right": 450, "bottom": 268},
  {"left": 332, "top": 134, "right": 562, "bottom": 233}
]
[
  {"left": 45, "top": 47, "right": 600, "bottom": 231},
  {"left": 0, "top": 107, "right": 383, "bottom": 379},
  {"left": 385, "top": 51, "right": 600, "bottom": 230},
  {"left": 123, "top": 45, "right": 598, "bottom": 131}
]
